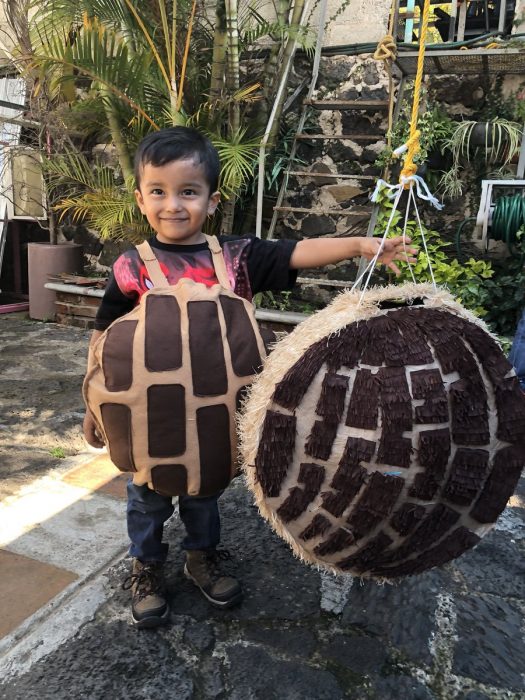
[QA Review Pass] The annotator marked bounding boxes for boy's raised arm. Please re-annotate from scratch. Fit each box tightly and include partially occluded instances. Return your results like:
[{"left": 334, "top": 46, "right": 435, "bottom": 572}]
[{"left": 289, "top": 235, "right": 417, "bottom": 276}]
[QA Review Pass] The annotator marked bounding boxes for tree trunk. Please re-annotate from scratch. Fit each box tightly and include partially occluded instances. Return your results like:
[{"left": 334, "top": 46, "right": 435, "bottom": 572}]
[
  {"left": 263, "top": 0, "right": 288, "bottom": 102},
  {"left": 220, "top": 0, "right": 240, "bottom": 234},
  {"left": 225, "top": 0, "right": 240, "bottom": 132},
  {"left": 48, "top": 209, "right": 58, "bottom": 245},
  {"left": 266, "top": 0, "right": 305, "bottom": 148},
  {"left": 210, "top": 0, "right": 227, "bottom": 101},
  {"left": 102, "top": 89, "right": 134, "bottom": 180}
]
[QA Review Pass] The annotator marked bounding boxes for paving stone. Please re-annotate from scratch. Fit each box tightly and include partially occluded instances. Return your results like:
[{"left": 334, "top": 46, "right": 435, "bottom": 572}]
[
  {"left": 453, "top": 594, "right": 525, "bottom": 691},
  {"left": 371, "top": 676, "right": 435, "bottom": 699},
  {"left": 183, "top": 621, "right": 215, "bottom": 651},
  {"left": 319, "top": 633, "right": 388, "bottom": 675},
  {"left": 241, "top": 623, "right": 317, "bottom": 658},
  {"left": 342, "top": 569, "right": 450, "bottom": 664},
  {"left": 193, "top": 656, "right": 224, "bottom": 698},
  {"left": 225, "top": 644, "right": 345, "bottom": 699},
  {"left": 454, "top": 529, "right": 525, "bottom": 598},
  {"left": 0, "top": 619, "right": 194, "bottom": 700}
]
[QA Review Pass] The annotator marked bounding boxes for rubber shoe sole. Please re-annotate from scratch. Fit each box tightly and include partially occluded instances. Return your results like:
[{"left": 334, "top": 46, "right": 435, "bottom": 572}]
[
  {"left": 183, "top": 564, "right": 243, "bottom": 608},
  {"left": 131, "top": 604, "right": 170, "bottom": 629}
]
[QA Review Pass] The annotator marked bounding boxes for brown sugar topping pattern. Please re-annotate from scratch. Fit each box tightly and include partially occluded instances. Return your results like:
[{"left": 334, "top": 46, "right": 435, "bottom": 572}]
[{"left": 242, "top": 296, "right": 525, "bottom": 579}]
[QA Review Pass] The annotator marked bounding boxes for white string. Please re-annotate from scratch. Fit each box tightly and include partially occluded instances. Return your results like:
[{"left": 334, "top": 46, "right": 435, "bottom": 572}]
[
  {"left": 355, "top": 174, "right": 442, "bottom": 301},
  {"left": 350, "top": 184, "right": 404, "bottom": 301},
  {"left": 401, "top": 190, "right": 417, "bottom": 286},
  {"left": 409, "top": 184, "right": 437, "bottom": 290}
]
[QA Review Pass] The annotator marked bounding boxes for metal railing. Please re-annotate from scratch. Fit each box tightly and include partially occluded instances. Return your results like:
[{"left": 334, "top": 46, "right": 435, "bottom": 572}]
[{"left": 396, "top": 0, "right": 513, "bottom": 46}]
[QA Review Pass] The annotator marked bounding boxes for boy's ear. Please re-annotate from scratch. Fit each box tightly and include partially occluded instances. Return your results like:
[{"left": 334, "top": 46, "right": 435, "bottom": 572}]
[
  {"left": 208, "top": 191, "right": 220, "bottom": 215},
  {"left": 134, "top": 188, "right": 145, "bottom": 213}
]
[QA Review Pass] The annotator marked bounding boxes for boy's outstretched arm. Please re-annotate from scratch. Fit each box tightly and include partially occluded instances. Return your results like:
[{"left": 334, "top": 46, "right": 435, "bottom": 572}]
[
  {"left": 83, "top": 329, "right": 105, "bottom": 449},
  {"left": 289, "top": 235, "right": 418, "bottom": 276}
]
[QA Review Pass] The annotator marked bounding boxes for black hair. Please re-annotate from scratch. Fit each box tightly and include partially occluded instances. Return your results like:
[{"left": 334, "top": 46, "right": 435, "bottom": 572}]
[{"left": 134, "top": 126, "right": 220, "bottom": 193}]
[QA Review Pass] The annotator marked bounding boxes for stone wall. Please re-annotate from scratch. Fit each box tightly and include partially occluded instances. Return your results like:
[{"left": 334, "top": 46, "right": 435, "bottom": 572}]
[{"left": 273, "top": 54, "right": 391, "bottom": 244}]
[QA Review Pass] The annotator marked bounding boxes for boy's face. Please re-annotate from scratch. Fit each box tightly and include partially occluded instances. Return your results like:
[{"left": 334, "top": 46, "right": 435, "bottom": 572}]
[{"left": 135, "top": 158, "right": 220, "bottom": 245}]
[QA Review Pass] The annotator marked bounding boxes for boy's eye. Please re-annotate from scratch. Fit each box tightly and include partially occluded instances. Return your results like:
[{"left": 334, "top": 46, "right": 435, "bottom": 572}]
[
  {"left": 181, "top": 189, "right": 196, "bottom": 196},
  {"left": 151, "top": 188, "right": 163, "bottom": 195}
]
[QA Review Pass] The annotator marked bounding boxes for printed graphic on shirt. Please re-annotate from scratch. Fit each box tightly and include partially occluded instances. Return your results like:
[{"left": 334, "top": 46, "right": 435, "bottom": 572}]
[{"left": 114, "top": 239, "right": 252, "bottom": 302}]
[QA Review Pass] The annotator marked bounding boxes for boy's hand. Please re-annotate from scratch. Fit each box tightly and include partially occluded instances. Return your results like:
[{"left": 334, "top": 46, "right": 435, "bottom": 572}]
[
  {"left": 83, "top": 411, "right": 105, "bottom": 449},
  {"left": 360, "top": 236, "right": 418, "bottom": 276}
]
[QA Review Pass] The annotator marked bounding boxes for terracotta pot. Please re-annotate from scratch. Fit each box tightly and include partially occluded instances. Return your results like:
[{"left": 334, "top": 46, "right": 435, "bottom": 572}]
[{"left": 28, "top": 242, "right": 83, "bottom": 320}]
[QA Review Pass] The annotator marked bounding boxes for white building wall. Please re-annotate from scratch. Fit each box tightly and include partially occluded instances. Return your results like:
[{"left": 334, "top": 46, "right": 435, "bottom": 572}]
[{"left": 322, "top": 0, "right": 391, "bottom": 46}]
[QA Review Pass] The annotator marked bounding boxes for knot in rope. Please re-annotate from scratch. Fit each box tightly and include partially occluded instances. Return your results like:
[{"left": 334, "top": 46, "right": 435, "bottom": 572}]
[
  {"left": 373, "top": 34, "right": 397, "bottom": 62},
  {"left": 398, "top": 129, "right": 421, "bottom": 183}
]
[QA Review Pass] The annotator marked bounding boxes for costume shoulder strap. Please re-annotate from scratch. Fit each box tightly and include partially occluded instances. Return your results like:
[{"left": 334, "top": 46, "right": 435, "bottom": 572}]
[
  {"left": 135, "top": 240, "right": 169, "bottom": 287},
  {"left": 204, "top": 235, "right": 232, "bottom": 290}
]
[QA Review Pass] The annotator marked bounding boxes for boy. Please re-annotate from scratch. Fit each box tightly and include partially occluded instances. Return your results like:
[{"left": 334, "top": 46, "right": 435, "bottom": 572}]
[{"left": 83, "top": 126, "right": 416, "bottom": 628}]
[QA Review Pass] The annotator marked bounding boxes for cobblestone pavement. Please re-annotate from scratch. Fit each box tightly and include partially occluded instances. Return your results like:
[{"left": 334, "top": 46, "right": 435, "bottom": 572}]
[{"left": 0, "top": 316, "right": 524, "bottom": 700}]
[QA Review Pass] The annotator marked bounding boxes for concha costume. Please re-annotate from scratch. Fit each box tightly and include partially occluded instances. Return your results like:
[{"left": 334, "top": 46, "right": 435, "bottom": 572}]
[
  {"left": 240, "top": 283, "right": 525, "bottom": 578},
  {"left": 84, "top": 236, "right": 265, "bottom": 497}
]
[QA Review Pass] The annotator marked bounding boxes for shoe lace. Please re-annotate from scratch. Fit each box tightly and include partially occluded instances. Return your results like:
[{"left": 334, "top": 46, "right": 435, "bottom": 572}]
[{"left": 122, "top": 564, "right": 163, "bottom": 600}]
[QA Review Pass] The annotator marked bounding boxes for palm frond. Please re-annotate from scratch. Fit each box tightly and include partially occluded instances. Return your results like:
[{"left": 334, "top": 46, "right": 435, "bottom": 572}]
[
  {"left": 43, "top": 150, "right": 109, "bottom": 192},
  {"left": 32, "top": 19, "right": 161, "bottom": 128},
  {"left": 53, "top": 177, "right": 149, "bottom": 241},
  {"left": 211, "top": 129, "right": 261, "bottom": 197}
]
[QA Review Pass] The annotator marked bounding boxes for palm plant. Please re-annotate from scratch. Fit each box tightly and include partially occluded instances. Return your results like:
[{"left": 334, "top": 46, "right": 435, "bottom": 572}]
[
  {"left": 12, "top": 0, "right": 316, "bottom": 239},
  {"left": 43, "top": 150, "right": 149, "bottom": 241}
]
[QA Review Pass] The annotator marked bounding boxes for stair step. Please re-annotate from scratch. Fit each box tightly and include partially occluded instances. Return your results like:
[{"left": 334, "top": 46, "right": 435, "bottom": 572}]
[
  {"left": 274, "top": 206, "right": 372, "bottom": 216},
  {"left": 296, "top": 133, "right": 384, "bottom": 141},
  {"left": 287, "top": 171, "right": 376, "bottom": 180},
  {"left": 305, "top": 99, "right": 390, "bottom": 111}
]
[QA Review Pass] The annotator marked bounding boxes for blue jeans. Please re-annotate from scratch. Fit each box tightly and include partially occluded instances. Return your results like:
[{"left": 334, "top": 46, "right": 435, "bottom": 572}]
[
  {"left": 509, "top": 309, "right": 525, "bottom": 391},
  {"left": 127, "top": 480, "right": 221, "bottom": 563}
]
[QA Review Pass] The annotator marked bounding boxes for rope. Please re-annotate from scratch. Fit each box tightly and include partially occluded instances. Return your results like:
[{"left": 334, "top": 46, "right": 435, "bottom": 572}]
[
  {"left": 373, "top": 0, "right": 397, "bottom": 149},
  {"left": 399, "top": 0, "right": 431, "bottom": 183},
  {"left": 356, "top": 0, "right": 442, "bottom": 301},
  {"left": 374, "top": 35, "right": 396, "bottom": 148}
]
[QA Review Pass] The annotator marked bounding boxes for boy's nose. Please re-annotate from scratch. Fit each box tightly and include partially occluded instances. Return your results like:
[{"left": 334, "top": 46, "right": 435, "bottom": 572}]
[{"left": 165, "top": 197, "right": 182, "bottom": 212}]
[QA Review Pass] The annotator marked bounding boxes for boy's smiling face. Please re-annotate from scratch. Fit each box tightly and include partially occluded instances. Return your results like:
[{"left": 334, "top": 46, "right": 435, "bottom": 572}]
[{"left": 135, "top": 158, "right": 220, "bottom": 245}]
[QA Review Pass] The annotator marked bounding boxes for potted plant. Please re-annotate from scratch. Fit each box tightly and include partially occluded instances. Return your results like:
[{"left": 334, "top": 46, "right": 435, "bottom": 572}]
[
  {"left": 440, "top": 118, "right": 522, "bottom": 199},
  {"left": 2, "top": 1, "right": 84, "bottom": 320}
]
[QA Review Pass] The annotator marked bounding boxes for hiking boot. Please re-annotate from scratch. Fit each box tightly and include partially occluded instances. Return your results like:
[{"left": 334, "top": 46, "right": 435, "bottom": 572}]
[
  {"left": 184, "top": 549, "right": 242, "bottom": 608},
  {"left": 122, "top": 559, "right": 170, "bottom": 628}
]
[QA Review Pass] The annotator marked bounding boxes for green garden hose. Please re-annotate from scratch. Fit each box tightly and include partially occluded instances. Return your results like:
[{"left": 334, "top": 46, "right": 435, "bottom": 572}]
[
  {"left": 455, "top": 216, "right": 477, "bottom": 261},
  {"left": 490, "top": 193, "right": 525, "bottom": 253}
]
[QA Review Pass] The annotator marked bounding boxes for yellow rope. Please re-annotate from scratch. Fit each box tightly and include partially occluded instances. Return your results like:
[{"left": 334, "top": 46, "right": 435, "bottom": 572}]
[
  {"left": 374, "top": 35, "right": 397, "bottom": 148},
  {"left": 399, "top": 0, "right": 431, "bottom": 184},
  {"left": 373, "top": 0, "right": 397, "bottom": 150},
  {"left": 374, "top": 35, "right": 397, "bottom": 62}
]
